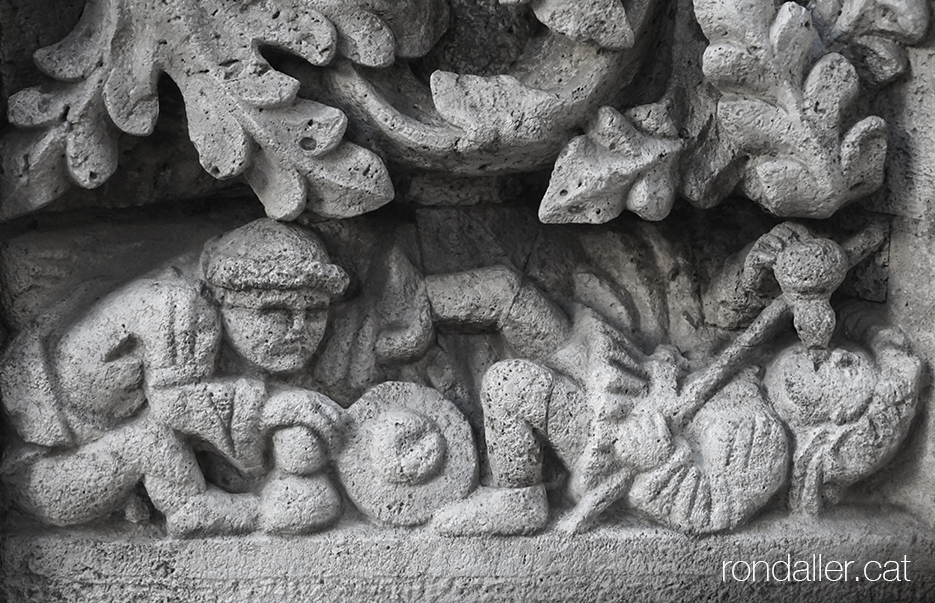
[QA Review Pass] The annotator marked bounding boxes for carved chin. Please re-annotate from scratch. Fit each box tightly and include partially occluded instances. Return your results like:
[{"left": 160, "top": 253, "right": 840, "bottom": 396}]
[{"left": 245, "top": 347, "right": 313, "bottom": 375}]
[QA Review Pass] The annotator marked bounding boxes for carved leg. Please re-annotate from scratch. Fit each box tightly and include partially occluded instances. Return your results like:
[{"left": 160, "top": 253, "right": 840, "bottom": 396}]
[
  {"left": 8, "top": 415, "right": 262, "bottom": 536},
  {"left": 433, "top": 359, "right": 556, "bottom": 535},
  {"left": 131, "top": 419, "right": 259, "bottom": 537},
  {"left": 5, "top": 441, "right": 147, "bottom": 527},
  {"left": 483, "top": 359, "right": 554, "bottom": 488},
  {"left": 3, "top": 415, "right": 258, "bottom": 536}
]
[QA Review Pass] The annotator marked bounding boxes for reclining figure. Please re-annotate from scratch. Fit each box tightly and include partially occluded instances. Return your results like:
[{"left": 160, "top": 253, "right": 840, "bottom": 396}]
[{"left": 2, "top": 219, "right": 350, "bottom": 536}]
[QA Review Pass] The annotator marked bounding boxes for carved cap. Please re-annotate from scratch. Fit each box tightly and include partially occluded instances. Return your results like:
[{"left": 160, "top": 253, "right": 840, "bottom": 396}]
[{"left": 201, "top": 219, "right": 349, "bottom": 295}]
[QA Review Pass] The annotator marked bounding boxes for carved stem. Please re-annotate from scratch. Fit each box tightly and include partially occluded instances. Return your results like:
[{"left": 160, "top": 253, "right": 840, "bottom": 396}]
[{"left": 679, "top": 218, "right": 888, "bottom": 426}]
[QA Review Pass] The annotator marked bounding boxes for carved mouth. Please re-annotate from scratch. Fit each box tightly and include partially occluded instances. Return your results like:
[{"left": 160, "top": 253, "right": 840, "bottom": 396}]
[{"left": 312, "top": 0, "right": 659, "bottom": 175}]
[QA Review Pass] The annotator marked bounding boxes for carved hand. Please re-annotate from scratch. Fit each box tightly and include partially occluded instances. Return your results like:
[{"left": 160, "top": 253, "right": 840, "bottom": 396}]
[
  {"left": 612, "top": 408, "right": 674, "bottom": 473},
  {"left": 740, "top": 222, "right": 811, "bottom": 292},
  {"left": 262, "top": 389, "right": 348, "bottom": 456}
]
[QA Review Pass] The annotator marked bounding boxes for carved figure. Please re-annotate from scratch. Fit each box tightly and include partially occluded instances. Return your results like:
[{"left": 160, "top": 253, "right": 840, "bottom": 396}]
[
  {"left": 429, "top": 222, "right": 921, "bottom": 535},
  {"left": 1, "top": 219, "right": 350, "bottom": 536},
  {"left": 429, "top": 298, "right": 789, "bottom": 535}
]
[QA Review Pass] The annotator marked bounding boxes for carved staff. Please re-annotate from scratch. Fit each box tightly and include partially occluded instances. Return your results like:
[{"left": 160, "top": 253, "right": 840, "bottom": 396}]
[
  {"left": 679, "top": 219, "right": 887, "bottom": 423},
  {"left": 560, "top": 219, "right": 888, "bottom": 533}
]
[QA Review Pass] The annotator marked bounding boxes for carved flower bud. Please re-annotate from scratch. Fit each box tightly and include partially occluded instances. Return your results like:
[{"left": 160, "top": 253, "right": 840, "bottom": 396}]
[
  {"left": 791, "top": 297, "right": 837, "bottom": 350},
  {"left": 773, "top": 238, "right": 848, "bottom": 297},
  {"left": 769, "top": 345, "right": 875, "bottom": 427},
  {"left": 774, "top": 237, "right": 848, "bottom": 350}
]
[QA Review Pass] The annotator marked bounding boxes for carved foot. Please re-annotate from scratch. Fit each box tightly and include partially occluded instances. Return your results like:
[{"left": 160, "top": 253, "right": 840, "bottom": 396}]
[
  {"left": 259, "top": 474, "right": 342, "bottom": 535},
  {"left": 432, "top": 485, "right": 548, "bottom": 536},
  {"left": 165, "top": 487, "right": 258, "bottom": 538}
]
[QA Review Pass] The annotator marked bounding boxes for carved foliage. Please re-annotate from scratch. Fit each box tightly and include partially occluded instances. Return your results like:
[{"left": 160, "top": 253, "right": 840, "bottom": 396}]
[
  {"left": 810, "top": 0, "right": 930, "bottom": 85},
  {"left": 0, "top": 0, "right": 456, "bottom": 220},
  {"left": 696, "top": 0, "right": 889, "bottom": 218},
  {"left": 501, "top": 0, "right": 636, "bottom": 50},
  {"left": 539, "top": 106, "right": 682, "bottom": 224}
]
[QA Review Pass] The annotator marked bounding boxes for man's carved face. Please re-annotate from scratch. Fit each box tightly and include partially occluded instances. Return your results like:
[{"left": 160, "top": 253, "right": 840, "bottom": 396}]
[{"left": 220, "top": 288, "right": 331, "bottom": 374}]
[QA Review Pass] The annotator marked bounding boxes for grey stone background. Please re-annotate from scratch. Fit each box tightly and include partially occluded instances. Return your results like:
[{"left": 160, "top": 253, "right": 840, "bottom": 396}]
[{"left": 2, "top": 0, "right": 935, "bottom": 601}]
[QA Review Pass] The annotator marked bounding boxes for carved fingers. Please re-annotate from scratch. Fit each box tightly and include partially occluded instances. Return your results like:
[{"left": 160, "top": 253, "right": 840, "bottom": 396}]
[
  {"left": 262, "top": 389, "right": 349, "bottom": 456},
  {"left": 612, "top": 409, "right": 675, "bottom": 472},
  {"left": 739, "top": 222, "right": 810, "bottom": 290}
]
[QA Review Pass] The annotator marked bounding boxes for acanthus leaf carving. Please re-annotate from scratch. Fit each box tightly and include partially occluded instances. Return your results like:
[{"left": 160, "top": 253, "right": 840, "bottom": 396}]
[
  {"left": 539, "top": 106, "right": 683, "bottom": 224},
  {"left": 809, "top": 0, "right": 930, "bottom": 85},
  {"left": 695, "top": 0, "right": 889, "bottom": 219},
  {"left": 0, "top": 0, "right": 425, "bottom": 221},
  {"left": 500, "top": 0, "right": 636, "bottom": 50}
]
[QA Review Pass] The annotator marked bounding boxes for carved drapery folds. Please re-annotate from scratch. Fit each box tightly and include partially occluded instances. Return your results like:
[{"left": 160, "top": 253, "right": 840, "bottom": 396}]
[{"left": 0, "top": 0, "right": 930, "bottom": 541}]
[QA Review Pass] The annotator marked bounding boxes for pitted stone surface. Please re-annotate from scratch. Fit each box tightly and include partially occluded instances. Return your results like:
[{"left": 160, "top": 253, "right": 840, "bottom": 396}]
[{"left": 2, "top": 0, "right": 935, "bottom": 600}]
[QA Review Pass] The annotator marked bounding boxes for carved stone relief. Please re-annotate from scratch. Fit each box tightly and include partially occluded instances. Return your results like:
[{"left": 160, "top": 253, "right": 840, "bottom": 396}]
[{"left": 1, "top": 0, "right": 935, "bottom": 600}]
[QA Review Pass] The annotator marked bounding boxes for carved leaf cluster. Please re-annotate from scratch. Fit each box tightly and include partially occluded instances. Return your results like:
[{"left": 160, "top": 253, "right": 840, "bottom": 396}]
[
  {"left": 539, "top": 106, "right": 682, "bottom": 224},
  {"left": 696, "top": 0, "right": 888, "bottom": 218},
  {"left": 1, "top": 0, "right": 447, "bottom": 221},
  {"left": 810, "top": 0, "right": 930, "bottom": 85}
]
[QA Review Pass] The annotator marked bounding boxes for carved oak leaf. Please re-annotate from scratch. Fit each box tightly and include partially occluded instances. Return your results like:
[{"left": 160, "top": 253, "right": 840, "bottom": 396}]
[
  {"left": 696, "top": 0, "right": 887, "bottom": 218},
  {"left": 539, "top": 107, "right": 682, "bottom": 224},
  {"left": 0, "top": 0, "right": 442, "bottom": 221},
  {"left": 307, "top": 0, "right": 449, "bottom": 66},
  {"left": 810, "top": 0, "right": 929, "bottom": 85}
]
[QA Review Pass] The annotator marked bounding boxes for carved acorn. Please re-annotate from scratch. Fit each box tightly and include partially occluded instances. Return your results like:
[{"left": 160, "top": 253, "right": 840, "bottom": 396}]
[{"left": 773, "top": 237, "right": 848, "bottom": 350}]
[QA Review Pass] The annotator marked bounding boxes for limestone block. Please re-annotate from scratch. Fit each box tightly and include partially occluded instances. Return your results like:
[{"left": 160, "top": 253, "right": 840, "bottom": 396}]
[{"left": 1, "top": 0, "right": 935, "bottom": 599}]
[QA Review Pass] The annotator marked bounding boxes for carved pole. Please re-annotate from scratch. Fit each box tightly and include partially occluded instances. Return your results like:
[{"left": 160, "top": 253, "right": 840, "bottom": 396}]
[
  {"left": 562, "top": 219, "right": 888, "bottom": 533},
  {"left": 678, "top": 219, "right": 888, "bottom": 424}
]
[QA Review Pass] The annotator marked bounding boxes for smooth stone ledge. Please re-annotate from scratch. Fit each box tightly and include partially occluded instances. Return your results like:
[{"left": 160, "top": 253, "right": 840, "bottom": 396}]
[{"left": 3, "top": 508, "right": 934, "bottom": 602}]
